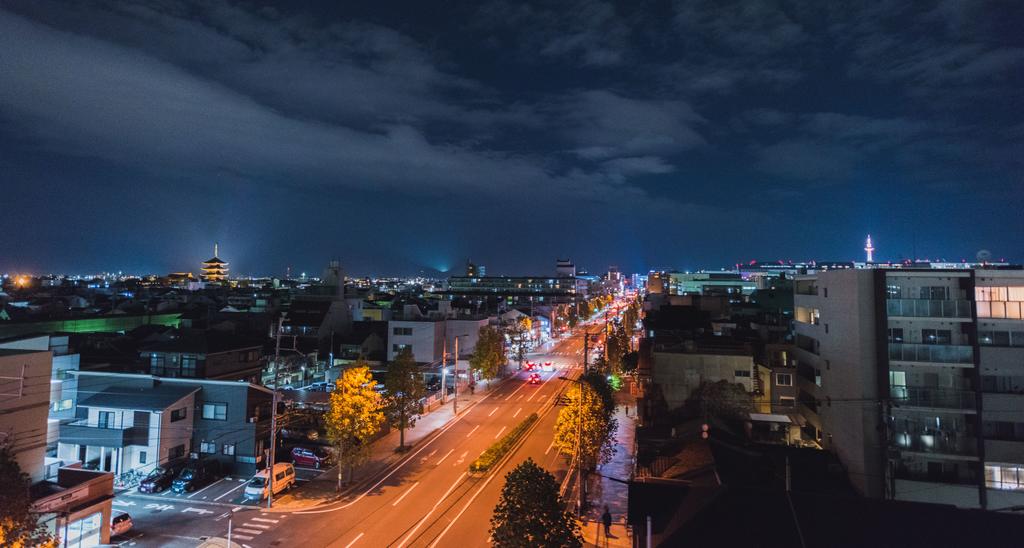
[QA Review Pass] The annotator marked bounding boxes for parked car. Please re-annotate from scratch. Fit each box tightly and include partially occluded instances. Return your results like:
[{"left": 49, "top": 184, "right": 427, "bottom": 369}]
[
  {"left": 291, "top": 446, "right": 325, "bottom": 468},
  {"left": 172, "top": 459, "right": 221, "bottom": 494},
  {"left": 542, "top": 361, "right": 555, "bottom": 372},
  {"left": 110, "top": 512, "right": 133, "bottom": 536},
  {"left": 243, "top": 463, "right": 296, "bottom": 501},
  {"left": 138, "top": 460, "right": 186, "bottom": 493}
]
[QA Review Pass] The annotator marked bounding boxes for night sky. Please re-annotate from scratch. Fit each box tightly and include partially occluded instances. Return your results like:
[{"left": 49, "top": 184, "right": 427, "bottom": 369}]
[{"left": 1, "top": 1, "right": 1022, "bottom": 276}]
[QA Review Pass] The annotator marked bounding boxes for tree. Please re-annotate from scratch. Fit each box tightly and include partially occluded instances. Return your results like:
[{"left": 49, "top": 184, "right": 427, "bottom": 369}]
[
  {"left": 579, "top": 371, "right": 615, "bottom": 415},
  {"left": 0, "top": 444, "right": 55, "bottom": 547},
  {"left": 604, "top": 324, "right": 629, "bottom": 373},
  {"left": 553, "top": 382, "right": 617, "bottom": 472},
  {"left": 504, "top": 318, "right": 530, "bottom": 368},
  {"left": 384, "top": 347, "right": 426, "bottom": 451},
  {"left": 326, "top": 363, "right": 385, "bottom": 490},
  {"left": 566, "top": 306, "right": 579, "bottom": 329},
  {"left": 470, "top": 325, "right": 504, "bottom": 382},
  {"left": 490, "top": 458, "right": 581, "bottom": 548},
  {"left": 688, "top": 380, "right": 753, "bottom": 421}
]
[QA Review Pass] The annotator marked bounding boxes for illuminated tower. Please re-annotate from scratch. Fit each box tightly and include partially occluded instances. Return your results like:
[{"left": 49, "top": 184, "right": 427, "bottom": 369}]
[
  {"left": 202, "top": 243, "right": 229, "bottom": 282},
  {"left": 864, "top": 235, "right": 875, "bottom": 263}
]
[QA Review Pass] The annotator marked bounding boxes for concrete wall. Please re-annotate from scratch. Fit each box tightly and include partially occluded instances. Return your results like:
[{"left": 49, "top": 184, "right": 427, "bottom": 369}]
[
  {"left": 0, "top": 349, "right": 53, "bottom": 483},
  {"left": 651, "top": 351, "right": 754, "bottom": 410},
  {"left": 387, "top": 320, "right": 445, "bottom": 362},
  {"left": 795, "top": 270, "right": 883, "bottom": 497}
]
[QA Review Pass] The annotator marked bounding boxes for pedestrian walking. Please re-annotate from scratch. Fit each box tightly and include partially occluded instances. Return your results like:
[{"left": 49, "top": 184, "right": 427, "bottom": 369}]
[{"left": 602, "top": 505, "right": 612, "bottom": 538}]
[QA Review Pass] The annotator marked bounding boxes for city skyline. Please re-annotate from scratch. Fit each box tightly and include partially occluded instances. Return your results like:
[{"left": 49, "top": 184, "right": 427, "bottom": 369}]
[{"left": 2, "top": 2, "right": 1022, "bottom": 275}]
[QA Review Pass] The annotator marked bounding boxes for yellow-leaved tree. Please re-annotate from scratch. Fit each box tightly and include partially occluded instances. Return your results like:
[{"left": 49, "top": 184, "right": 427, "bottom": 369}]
[{"left": 327, "top": 362, "right": 385, "bottom": 491}]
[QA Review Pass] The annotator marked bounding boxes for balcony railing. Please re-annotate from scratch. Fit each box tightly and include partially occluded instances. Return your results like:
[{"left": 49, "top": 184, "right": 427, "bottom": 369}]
[
  {"left": 891, "top": 387, "right": 976, "bottom": 410},
  {"left": 889, "top": 343, "right": 973, "bottom": 365},
  {"left": 887, "top": 298, "right": 972, "bottom": 319},
  {"left": 893, "top": 431, "right": 978, "bottom": 456},
  {"left": 59, "top": 420, "right": 149, "bottom": 447}
]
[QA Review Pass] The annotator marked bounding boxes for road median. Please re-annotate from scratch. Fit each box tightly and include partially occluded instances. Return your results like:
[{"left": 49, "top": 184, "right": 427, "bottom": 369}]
[{"left": 469, "top": 412, "right": 539, "bottom": 475}]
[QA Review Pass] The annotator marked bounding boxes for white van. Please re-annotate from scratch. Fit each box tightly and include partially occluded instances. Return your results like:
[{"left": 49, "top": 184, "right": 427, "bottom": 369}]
[{"left": 243, "top": 463, "right": 296, "bottom": 500}]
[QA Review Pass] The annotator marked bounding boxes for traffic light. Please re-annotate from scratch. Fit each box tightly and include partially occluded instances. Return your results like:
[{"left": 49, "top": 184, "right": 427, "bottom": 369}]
[{"left": 701, "top": 423, "right": 710, "bottom": 440}]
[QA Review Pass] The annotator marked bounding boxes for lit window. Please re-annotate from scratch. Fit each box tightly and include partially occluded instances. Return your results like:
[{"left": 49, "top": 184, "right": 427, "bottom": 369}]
[{"left": 776, "top": 373, "right": 793, "bottom": 386}]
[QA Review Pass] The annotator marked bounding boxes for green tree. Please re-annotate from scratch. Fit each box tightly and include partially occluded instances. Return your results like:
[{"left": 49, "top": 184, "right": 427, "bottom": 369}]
[
  {"left": 566, "top": 306, "right": 579, "bottom": 329},
  {"left": 604, "top": 324, "right": 629, "bottom": 373},
  {"left": 490, "top": 458, "right": 581, "bottom": 548},
  {"left": 0, "top": 444, "right": 55, "bottom": 547},
  {"left": 553, "top": 382, "right": 617, "bottom": 472},
  {"left": 470, "top": 325, "right": 505, "bottom": 382},
  {"left": 579, "top": 371, "right": 616, "bottom": 415},
  {"left": 327, "top": 363, "right": 386, "bottom": 490},
  {"left": 384, "top": 347, "right": 426, "bottom": 451}
]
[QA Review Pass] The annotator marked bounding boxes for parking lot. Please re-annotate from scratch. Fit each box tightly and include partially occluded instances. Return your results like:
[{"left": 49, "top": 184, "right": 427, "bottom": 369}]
[{"left": 118, "top": 463, "right": 326, "bottom": 507}]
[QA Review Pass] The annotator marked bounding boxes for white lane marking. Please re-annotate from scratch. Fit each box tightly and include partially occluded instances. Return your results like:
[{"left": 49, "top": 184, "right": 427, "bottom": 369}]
[
  {"left": 516, "top": 394, "right": 523, "bottom": 401},
  {"left": 296, "top": 375, "right": 502, "bottom": 514},
  {"left": 539, "top": 394, "right": 548, "bottom": 401},
  {"left": 250, "top": 517, "right": 279, "bottom": 523},
  {"left": 545, "top": 441, "right": 555, "bottom": 455},
  {"left": 233, "top": 534, "right": 254, "bottom": 540},
  {"left": 513, "top": 407, "right": 522, "bottom": 418},
  {"left": 344, "top": 532, "right": 365, "bottom": 548},
  {"left": 243, "top": 523, "right": 270, "bottom": 529},
  {"left": 488, "top": 408, "right": 498, "bottom": 417},
  {"left": 526, "top": 391, "right": 537, "bottom": 403},
  {"left": 505, "top": 393, "right": 514, "bottom": 401},
  {"left": 436, "top": 449, "right": 454, "bottom": 465},
  {"left": 213, "top": 480, "right": 247, "bottom": 501},
  {"left": 397, "top": 473, "right": 467, "bottom": 548},
  {"left": 182, "top": 507, "right": 213, "bottom": 515},
  {"left": 466, "top": 425, "right": 480, "bottom": 438},
  {"left": 427, "top": 467, "right": 503, "bottom": 547},
  {"left": 392, "top": 482, "right": 419, "bottom": 507},
  {"left": 187, "top": 478, "right": 226, "bottom": 499},
  {"left": 454, "top": 451, "right": 468, "bottom": 465},
  {"left": 494, "top": 426, "right": 506, "bottom": 440},
  {"left": 234, "top": 528, "right": 263, "bottom": 535}
]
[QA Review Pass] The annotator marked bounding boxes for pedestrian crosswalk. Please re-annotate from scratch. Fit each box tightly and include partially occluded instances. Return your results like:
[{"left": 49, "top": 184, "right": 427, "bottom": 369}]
[{"left": 231, "top": 516, "right": 280, "bottom": 541}]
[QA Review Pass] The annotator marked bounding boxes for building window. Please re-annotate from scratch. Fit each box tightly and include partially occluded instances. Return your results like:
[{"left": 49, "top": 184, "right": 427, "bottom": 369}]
[
  {"left": 51, "top": 398, "right": 73, "bottom": 412},
  {"left": 150, "top": 354, "right": 166, "bottom": 376},
  {"left": 920, "top": 286, "right": 949, "bottom": 300},
  {"left": 734, "top": 370, "right": 751, "bottom": 378},
  {"left": 887, "top": 328, "right": 904, "bottom": 343},
  {"left": 65, "top": 511, "right": 102, "bottom": 548},
  {"left": 922, "top": 329, "right": 951, "bottom": 345},
  {"left": 393, "top": 327, "right": 413, "bottom": 336},
  {"left": 98, "top": 411, "right": 114, "bottom": 429},
  {"left": 200, "top": 441, "right": 216, "bottom": 454},
  {"left": 169, "top": 444, "right": 186, "bottom": 460},
  {"left": 823, "top": 287, "right": 828, "bottom": 298},
  {"left": 779, "top": 397, "right": 795, "bottom": 407},
  {"left": 392, "top": 344, "right": 410, "bottom": 353},
  {"left": 222, "top": 444, "right": 235, "bottom": 456},
  {"left": 139, "top": 451, "right": 147, "bottom": 464},
  {"left": 171, "top": 407, "right": 187, "bottom": 422},
  {"left": 985, "top": 464, "right": 1024, "bottom": 491},
  {"left": 776, "top": 373, "right": 793, "bottom": 386},
  {"left": 202, "top": 403, "right": 228, "bottom": 421},
  {"left": 181, "top": 355, "right": 197, "bottom": 377}
]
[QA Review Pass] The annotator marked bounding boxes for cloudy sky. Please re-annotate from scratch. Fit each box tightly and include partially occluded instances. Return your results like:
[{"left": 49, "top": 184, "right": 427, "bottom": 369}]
[{"left": 1, "top": 1, "right": 1021, "bottom": 276}]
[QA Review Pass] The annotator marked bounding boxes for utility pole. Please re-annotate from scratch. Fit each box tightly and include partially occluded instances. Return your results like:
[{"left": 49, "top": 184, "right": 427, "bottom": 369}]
[
  {"left": 267, "top": 314, "right": 284, "bottom": 509},
  {"left": 576, "top": 379, "right": 585, "bottom": 516},
  {"left": 441, "top": 337, "right": 448, "bottom": 405},
  {"left": 582, "top": 330, "right": 590, "bottom": 374},
  {"left": 453, "top": 336, "right": 460, "bottom": 415}
]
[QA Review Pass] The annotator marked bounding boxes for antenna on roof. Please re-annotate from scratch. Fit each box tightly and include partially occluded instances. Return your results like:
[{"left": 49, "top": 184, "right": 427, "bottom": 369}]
[{"left": 214, "top": 242, "right": 219, "bottom": 258}]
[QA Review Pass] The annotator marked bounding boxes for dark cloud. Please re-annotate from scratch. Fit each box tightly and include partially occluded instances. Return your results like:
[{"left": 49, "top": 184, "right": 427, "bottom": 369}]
[{"left": 1, "top": 0, "right": 1022, "bottom": 273}]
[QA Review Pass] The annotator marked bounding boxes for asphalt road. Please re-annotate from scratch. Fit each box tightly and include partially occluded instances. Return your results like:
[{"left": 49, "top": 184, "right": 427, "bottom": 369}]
[{"left": 112, "top": 316, "right": 612, "bottom": 548}]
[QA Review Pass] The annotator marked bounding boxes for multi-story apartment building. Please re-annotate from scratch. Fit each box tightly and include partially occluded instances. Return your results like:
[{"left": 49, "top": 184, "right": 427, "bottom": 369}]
[{"left": 793, "top": 268, "right": 1024, "bottom": 509}]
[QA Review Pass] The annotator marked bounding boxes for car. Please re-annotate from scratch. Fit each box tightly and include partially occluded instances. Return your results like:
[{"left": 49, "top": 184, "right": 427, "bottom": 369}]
[
  {"left": 243, "top": 463, "right": 296, "bottom": 501},
  {"left": 524, "top": 362, "right": 536, "bottom": 371},
  {"left": 291, "top": 446, "right": 325, "bottom": 468},
  {"left": 171, "top": 459, "right": 221, "bottom": 494},
  {"left": 542, "top": 361, "right": 555, "bottom": 372},
  {"left": 110, "top": 512, "right": 133, "bottom": 536},
  {"left": 137, "top": 461, "right": 186, "bottom": 493},
  {"left": 527, "top": 373, "right": 542, "bottom": 385}
]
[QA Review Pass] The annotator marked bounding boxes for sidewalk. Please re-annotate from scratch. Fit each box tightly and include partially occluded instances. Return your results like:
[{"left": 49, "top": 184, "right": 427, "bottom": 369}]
[
  {"left": 267, "top": 377, "right": 503, "bottom": 511},
  {"left": 578, "top": 392, "right": 636, "bottom": 547}
]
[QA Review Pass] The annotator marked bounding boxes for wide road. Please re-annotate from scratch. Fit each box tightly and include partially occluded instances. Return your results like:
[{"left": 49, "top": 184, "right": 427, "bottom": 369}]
[{"left": 117, "top": 324, "right": 604, "bottom": 548}]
